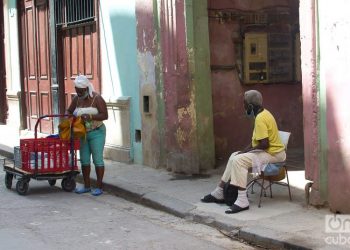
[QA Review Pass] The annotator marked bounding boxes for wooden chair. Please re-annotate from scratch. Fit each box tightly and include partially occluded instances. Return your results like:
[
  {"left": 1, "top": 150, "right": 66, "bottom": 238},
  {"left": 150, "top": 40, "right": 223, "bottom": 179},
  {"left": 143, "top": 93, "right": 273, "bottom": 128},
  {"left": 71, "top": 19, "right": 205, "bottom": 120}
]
[{"left": 246, "top": 131, "right": 292, "bottom": 207}]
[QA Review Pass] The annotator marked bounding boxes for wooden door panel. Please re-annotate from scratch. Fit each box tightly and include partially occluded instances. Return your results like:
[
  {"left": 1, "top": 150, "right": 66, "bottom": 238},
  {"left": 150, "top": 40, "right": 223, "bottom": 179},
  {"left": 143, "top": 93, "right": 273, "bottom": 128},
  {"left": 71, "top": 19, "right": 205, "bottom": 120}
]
[
  {"left": 36, "top": 0, "right": 52, "bottom": 133},
  {"left": 37, "top": 7, "right": 49, "bottom": 79},
  {"left": 59, "top": 23, "right": 100, "bottom": 111},
  {"left": 25, "top": 7, "right": 36, "bottom": 78},
  {"left": 84, "top": 26, "right": 93, "bottom": 77},
  {"left": 77, "top": 27, "right": 85, "bottom": 75},
  {"left": 20, "top": 0, "right": 52, "bottom": 133},
  {"left": 23, "top": 1, "right": 38, "bottom": 129},
  {"left": 29, "top": 91, "right": 38, "bottom": 116},
  {"left": 40, "top": 92, "right": 50, "bottom": 114},
  {"left": 70, "top": 28, "right": 79, "bottom": 77}
]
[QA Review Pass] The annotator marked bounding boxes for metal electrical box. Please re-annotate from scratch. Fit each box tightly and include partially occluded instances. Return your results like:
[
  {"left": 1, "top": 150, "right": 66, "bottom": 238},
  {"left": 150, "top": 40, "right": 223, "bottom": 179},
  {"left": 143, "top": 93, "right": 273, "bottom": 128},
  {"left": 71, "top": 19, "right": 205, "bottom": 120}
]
[{"left": 244, "top": 33, "right": 268, "bottom": 84}]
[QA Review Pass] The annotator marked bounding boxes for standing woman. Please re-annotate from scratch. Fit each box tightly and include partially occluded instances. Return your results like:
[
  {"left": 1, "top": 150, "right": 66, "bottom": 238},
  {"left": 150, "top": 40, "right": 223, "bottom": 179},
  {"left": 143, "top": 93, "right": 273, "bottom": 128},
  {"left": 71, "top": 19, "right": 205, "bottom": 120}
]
[{"left": 67, "top": 75, "right": 108, "bottom": 196}]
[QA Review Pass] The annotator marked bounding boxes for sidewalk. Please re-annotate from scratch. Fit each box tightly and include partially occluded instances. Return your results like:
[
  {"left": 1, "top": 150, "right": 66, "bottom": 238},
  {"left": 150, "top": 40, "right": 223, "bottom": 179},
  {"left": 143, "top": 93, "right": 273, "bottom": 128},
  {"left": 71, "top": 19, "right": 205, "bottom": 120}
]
[{"left": 0, "top": 125, "right": 345, "bottom": 250}]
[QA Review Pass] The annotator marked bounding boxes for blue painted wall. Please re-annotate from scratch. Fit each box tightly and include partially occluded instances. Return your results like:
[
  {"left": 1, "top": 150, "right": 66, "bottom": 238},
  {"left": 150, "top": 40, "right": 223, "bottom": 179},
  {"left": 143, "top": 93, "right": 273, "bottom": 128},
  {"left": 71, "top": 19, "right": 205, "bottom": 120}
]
[{"left": 99, "top": 0, "right": 142, "bottom": 163}]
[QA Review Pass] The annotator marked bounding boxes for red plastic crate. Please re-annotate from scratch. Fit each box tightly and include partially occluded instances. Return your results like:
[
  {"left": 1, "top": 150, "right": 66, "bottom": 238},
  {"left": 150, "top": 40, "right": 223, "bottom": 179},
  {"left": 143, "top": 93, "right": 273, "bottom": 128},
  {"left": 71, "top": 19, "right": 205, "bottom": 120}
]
[{"left": 19, "top": 138, "right": 80, "bottom": 173}]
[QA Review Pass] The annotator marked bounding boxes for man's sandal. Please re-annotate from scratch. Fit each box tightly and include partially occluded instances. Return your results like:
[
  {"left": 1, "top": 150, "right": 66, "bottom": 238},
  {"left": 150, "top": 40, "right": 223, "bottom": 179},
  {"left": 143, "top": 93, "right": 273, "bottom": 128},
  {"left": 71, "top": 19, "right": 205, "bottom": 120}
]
[
  {"left": 225, "top": 204, "right": 249, "bottom": 214},
  {"left": 201, "top": 194, "right": 225, "bottom": 204}
]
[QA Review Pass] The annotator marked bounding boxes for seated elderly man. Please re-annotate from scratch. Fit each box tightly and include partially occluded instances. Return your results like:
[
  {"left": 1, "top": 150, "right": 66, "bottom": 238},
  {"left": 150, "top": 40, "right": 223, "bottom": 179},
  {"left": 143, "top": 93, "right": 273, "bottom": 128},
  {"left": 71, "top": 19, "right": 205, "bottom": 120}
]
[{"left": 201, "top": 90, "right": 286, "bottom": 213}]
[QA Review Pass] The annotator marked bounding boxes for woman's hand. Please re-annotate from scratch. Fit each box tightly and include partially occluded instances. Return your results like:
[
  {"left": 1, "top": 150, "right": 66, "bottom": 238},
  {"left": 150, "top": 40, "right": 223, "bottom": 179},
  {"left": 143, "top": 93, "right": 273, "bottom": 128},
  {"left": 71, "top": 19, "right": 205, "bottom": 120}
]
[
  {"left": 81, "top": 114, "right": 92, "bottom": 122},
  {"left": 73, "top": 108, "right": 79, "bottom": 117}
]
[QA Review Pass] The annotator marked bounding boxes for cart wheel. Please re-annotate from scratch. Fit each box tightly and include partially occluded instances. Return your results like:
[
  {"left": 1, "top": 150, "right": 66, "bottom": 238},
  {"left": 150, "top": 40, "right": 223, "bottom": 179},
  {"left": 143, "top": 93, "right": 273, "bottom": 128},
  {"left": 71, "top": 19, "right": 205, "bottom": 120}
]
[
  {"left": 61, "top": 177, "right": 76, "bottom": 192},
  {"left": 5, "top": 173, "right": 13, "bottom": 189},
  {"left": 48, "top": 180, "right": 57, "bottom": 186},
  {"left": 16, "top": 180, "right": 29, "bottom": 195}
]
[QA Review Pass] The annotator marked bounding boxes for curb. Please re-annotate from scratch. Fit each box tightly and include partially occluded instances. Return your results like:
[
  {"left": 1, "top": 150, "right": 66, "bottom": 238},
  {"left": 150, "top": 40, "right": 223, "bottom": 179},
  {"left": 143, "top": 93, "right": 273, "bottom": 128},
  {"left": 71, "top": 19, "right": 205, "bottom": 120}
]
[
  {"left": 0, "top": 147, "right": 14, "bottom": 160},
  {"left": 77, "top": 175, "right": 315, "bottom": 250},
  {"left": 0, "top": 146, "right": 315, "bottom": 250},
  {"left": 0, "top": 144, "right": 313, "bottom": 250}
]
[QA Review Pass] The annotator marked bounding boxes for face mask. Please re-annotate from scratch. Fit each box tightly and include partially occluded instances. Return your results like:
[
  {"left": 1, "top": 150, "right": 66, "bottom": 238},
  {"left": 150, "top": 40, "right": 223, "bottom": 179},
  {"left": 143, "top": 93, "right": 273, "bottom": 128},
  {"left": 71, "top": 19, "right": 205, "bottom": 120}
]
[
  {"left": 78, "top": 91, "right": 89, "bottom": 100},
  {"left": 245, "top": 105, "right": 255, "bottom": 119}
]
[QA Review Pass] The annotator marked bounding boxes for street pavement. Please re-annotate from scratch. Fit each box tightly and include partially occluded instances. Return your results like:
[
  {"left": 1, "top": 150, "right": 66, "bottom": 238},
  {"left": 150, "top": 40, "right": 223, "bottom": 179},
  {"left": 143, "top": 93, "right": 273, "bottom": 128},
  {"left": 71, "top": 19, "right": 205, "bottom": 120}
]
[
  {"left": 0, "top": 170, "right": 254, "bottom": 250},
  {"left": 0, "top": 124, "right": 348, "bottom": 250}
]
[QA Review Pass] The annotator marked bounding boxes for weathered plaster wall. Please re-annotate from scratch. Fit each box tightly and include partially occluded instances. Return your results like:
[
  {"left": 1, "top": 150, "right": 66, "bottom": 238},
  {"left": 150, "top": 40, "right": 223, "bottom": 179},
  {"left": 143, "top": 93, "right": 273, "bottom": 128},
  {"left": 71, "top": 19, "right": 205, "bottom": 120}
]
[
  {"left": 99, "top": 0, "right": 142, "bottom": 163},
  {"left": 158, "top": 0, "right": 215, "bottom": 173},
  {"left": 135, "top": 0, "right": 215, "bottom": 173},
  {"left": 299, "top": 0, "right": 321, "bottom": 204},
  {"left": 135, "top": 0, "right": 164, "bottom": 168},
  {"left": 319, "top": 0, "right": 350, "bottom": 213},
  {"left": 208, "top": 0, "right": 303, "bottom": 160},
  {"left": 186, "top": 0, "right": 215, "bottom": 171},
  {"left": 160, "top": 0, "right": 199, "bottom": 173},
  {"left": 300, "top": 0, "right": 350, "bottom": 212}
]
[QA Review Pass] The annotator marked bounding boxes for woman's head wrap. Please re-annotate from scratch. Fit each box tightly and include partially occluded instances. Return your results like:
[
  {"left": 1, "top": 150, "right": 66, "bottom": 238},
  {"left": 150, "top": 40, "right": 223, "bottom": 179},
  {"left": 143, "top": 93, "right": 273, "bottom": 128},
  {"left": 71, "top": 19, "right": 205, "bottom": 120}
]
[
  {"left": 74, "top": 75, "right": 95, "bottom": 98},
  {"left": 244, "top": 90, "right": 263, "bottom": 106}
]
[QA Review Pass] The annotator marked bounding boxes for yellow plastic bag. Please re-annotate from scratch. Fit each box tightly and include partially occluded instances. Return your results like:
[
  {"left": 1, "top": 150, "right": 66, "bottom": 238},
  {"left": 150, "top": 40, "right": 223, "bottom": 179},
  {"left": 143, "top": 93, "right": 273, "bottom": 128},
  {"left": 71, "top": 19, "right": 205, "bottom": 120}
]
[{"left": 58, "top": 116, "right": 86, "bottom": 140}]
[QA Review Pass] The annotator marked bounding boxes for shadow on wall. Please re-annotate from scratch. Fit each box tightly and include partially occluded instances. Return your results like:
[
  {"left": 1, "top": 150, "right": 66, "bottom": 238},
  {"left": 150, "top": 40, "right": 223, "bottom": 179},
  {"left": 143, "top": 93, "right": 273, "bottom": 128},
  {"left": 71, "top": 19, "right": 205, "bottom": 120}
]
[
  {"left": 207, "top": 0, "right": 303, "bottom": 162},
  {"left": 326, "top": 89, "right": 350, "bottom": 213},
  {"left": 212, "top": 83, "right": 304, "bottom": 161}
]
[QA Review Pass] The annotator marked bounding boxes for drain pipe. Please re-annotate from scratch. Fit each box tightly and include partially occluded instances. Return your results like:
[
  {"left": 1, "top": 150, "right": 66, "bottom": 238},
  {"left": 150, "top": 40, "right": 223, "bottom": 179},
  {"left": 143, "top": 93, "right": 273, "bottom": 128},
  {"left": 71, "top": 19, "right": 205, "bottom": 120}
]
[{"left": 305, "top": 182, "right": 313, "bottom": 206}]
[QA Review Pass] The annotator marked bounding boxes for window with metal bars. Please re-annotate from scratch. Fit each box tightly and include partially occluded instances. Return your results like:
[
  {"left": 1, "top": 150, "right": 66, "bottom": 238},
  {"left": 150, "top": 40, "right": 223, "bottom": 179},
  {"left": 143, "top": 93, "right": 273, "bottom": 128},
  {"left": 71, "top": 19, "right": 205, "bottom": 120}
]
[{"left": 55, "top": 0, "right": 95, "bottom": 27}]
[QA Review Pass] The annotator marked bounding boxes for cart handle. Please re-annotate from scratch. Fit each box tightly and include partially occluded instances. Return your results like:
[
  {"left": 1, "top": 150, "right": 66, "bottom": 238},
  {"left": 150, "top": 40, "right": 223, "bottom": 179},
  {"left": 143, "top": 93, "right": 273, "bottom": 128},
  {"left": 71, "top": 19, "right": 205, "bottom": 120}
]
[{"left": 34, "top": 114, "right": 74, "bottom": 139}]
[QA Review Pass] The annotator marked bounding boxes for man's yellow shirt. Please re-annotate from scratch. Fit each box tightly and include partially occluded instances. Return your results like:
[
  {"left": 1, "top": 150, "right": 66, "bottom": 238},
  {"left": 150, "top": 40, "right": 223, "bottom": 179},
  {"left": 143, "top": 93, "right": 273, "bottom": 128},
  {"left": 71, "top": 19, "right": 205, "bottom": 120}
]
[{"left": 252, "top": 109, "right": 285, "bottom": 154}]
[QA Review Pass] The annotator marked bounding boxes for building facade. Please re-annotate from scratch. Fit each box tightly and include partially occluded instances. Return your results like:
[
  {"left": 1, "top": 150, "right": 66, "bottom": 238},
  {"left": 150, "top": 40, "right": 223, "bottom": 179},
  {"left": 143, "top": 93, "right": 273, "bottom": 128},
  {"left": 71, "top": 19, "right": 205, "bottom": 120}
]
[
  {"left": 1, "top": 0, "right": 350, "bottom": 212},
  {"left": 300, "top": 0, "right": 350, "bottom": 213}
]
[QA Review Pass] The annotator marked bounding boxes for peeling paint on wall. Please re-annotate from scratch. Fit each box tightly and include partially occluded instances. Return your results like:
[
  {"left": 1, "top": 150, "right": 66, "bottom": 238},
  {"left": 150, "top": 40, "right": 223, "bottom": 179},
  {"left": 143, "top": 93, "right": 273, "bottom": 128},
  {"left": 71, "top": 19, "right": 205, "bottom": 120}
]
[
  {"left": 175, "top": 93, "right": 197, "bottom": 148},
  {"left": 136, "top": 0, "right": 166, "bottom": 168},
  {"left": 138, "top": 51, "right": 156, "bottom": 87},
  {"left": 175, "top": 127, "right": 186, "bottom": 147}
]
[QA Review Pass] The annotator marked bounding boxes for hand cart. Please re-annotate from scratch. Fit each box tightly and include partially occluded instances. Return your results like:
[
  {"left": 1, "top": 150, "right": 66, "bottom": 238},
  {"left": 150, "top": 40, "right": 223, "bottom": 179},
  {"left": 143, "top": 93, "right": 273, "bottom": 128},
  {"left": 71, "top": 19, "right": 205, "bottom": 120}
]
[{"left": 2, "top": 114, "right": 80, "bottom": 195}]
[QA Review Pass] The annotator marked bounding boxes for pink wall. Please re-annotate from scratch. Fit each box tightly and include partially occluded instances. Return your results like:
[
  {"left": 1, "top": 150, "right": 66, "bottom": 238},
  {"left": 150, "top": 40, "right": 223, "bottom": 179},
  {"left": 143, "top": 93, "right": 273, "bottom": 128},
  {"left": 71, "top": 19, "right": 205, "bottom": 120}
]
[
  {"left": 300, "top": 0, "right": 350, "bottom": 212},
  {"left": 320, "top": 2, "right": 350, "bottom": 213},
  {"left": 208, "top": 0, "right": 303, "bottom": 160},
  {"left": 160, "top": 0, "right": 200, "bottom": 173},
  {"left": 327, "top": 75, "right": 350, "bottom": 212},
  {"left": 299, "top": 0, "right": 322, "bottom": 205},
  {"left": 136, "top": 0, "right": 162, "bottom": 168}
]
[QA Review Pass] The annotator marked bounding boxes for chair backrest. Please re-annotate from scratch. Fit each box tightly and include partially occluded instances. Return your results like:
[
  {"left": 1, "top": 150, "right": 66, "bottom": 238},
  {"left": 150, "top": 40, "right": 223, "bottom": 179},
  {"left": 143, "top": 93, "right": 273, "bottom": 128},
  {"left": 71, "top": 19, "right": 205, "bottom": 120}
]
[
  {"left": 262, "top": 131, "right": 291, "bottom": 179},
  {"left": 278, "top": 131, "right": 291, "bottom": 150}
]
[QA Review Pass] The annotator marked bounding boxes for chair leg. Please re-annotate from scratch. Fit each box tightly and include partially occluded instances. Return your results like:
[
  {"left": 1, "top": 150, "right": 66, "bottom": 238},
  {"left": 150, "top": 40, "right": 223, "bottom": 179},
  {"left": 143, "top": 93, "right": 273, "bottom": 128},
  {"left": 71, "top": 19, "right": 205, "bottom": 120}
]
[
  {"left": 268, "top": 177, "right": 273, "bottom": 198},
  {"left": 247, "top": 177, "right": 263, "bottom": 194},
  {"left": 258, "top": 178, "right": 265, "bottom": 208},
  {"left": 251, "top": 181, "right": 255, "bottom": 194},
  {"left": 246, "top": 179, "right": 255, "bottom": 194},
  {"left": 285, "top": 168, "right": 292, "bottom": 201}
]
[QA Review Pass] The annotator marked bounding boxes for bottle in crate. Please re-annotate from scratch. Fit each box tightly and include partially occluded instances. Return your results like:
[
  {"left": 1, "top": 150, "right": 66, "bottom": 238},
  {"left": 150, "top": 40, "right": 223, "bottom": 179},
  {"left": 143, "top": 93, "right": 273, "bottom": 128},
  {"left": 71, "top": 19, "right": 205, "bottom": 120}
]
[{"left": 14, "top": 146, "right": 21, "bottom": 168}]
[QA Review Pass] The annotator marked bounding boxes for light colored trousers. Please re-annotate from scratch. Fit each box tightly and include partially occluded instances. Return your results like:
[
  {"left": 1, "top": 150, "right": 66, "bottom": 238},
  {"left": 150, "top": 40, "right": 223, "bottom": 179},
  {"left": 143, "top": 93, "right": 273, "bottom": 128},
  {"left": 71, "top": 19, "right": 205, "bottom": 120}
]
[{"left": 221, "top": 150, "right": 286, "bottom": 188}]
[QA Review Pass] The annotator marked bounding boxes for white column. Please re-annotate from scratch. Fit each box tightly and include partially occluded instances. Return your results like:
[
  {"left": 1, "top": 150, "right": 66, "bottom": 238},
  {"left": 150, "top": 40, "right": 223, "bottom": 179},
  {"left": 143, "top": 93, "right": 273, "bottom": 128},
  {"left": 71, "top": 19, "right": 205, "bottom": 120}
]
[
  {"left": 3, "top": 0, "right": 21, "bottom": 128},
  {"left": 4, "top": 0, "right": 21, "bottom": 92}
]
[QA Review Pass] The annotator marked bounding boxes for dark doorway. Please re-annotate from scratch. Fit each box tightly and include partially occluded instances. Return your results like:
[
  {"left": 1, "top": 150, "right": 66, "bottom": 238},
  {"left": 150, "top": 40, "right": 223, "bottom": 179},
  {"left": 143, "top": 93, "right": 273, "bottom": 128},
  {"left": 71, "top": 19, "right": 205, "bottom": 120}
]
[{"left": 207, "top": 0, "right": 304, "bottom": 166}]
